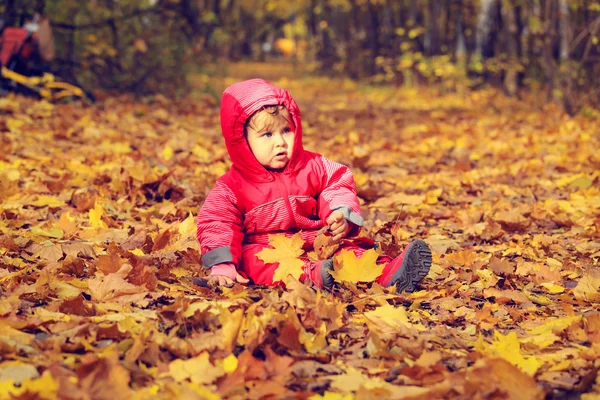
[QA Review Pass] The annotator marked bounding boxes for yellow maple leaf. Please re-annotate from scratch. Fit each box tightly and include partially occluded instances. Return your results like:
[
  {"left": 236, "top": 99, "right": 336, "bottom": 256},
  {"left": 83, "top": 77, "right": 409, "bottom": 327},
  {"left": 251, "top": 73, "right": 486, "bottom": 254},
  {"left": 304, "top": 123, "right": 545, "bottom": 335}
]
[
  {"left": 28, "top": 195, "right": 65, "bottom": 208},
  {"left": 364, "top": 303, "right": 425, "bottom": 331},
  {"left": 256, "top": 233, "right": 306, "bottom": 282},
  {"left": 178, "top": 212, "right": 196, "bottom": 236},
  {"left": 6, "top": 117, "right": 24, "bottom": 133},
  {"left": 161, "top": 145, "right": 174, "bottom": 160},
  {"left": 330, "top": 248, "right": 384, "bottom": 283},
  {"left": 540, "top": 282, "right": 565, "bottom": 294},
  {"left": 475, "top": 331, "right": 541, "bottom": 375},
  {"left": 167, "top": 352, "right": 225, "bottom": 385},
  {"left": 89, "top": 201, "right": 107, "bottom": 229},
  {"left": 0, "top": 370, "right": 58, "bottom": 399},
  {"left": 299, "top": 321, "right": 328, "bottom": 353},
  {"left": 425, "top": 188, "right": 443, "bottom": 204},
  {"left": 49, "top": 278, "right": 82, "bottom": 300},
  {"left": 217, "top": 354, "right": 238, "bottom": 373},
  {"left": 525, "top": 315, "right": 582, "bottom": 336}
]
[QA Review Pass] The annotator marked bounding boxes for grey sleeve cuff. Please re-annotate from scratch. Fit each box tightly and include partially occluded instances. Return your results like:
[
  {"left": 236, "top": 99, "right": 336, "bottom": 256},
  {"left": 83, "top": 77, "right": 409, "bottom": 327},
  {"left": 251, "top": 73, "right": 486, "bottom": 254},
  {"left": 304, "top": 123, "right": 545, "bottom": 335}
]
[
  {"left": 331, "top": 205, "right": 364, "bottom": 227},
  {"left": 201, "top": 246, "right": 234, "bottom": 268}
]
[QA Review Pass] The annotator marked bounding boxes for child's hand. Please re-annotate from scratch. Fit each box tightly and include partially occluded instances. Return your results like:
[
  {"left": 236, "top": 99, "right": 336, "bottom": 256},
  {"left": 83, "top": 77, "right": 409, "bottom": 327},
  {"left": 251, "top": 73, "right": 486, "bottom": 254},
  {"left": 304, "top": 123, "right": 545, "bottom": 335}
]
[
  {"left": 326, "top": 210, "right": 349, "bottom": 242},
  {"left": 209, "top": 263, "right": 250, "bottom": 287}
]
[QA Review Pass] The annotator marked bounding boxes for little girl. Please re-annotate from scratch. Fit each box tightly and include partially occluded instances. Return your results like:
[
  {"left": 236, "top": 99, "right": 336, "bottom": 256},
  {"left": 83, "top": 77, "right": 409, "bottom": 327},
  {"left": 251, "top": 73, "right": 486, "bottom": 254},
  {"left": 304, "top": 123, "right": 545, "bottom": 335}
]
[{"left": 196, "top": 79, "right": 431, "bottom": 291}]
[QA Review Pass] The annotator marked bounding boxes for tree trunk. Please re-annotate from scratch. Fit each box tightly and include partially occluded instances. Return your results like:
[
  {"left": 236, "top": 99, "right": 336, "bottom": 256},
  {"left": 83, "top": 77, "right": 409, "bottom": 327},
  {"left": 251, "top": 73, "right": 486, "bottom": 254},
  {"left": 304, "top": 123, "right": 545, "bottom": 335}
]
[
  {"left": 559, "top": 0, "right": 576, "bottom": 115},
  {"left": 318, "top": 0, "right": 336, "bottom": 72},
  {"left": 559, "top": 0, "right": 569, "bottom": 61},
  {"left": 425, "top": 0, "right": 441, "bottom": 56},
  {"left": 105, "top": 0, "right": 123, "bottom": 75},
  {"left": 476, "top": 0, "right": 496, "bottom": 59},
  {"left": 366, "top": 0, "right": 380, "bottom": 74},
  {"left": 501, "top": 0, "right": 519, "bottom": 96},
  {"left": 542, "top": 0, "right": 557, "bottom": 103}
]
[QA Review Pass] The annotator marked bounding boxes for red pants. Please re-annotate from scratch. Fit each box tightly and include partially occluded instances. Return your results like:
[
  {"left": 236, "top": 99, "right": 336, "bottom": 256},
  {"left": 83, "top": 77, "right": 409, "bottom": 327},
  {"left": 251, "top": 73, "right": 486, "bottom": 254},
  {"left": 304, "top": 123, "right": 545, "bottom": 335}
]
[{"left": 239, "top": 242, "right": 396, "bottom": 286}]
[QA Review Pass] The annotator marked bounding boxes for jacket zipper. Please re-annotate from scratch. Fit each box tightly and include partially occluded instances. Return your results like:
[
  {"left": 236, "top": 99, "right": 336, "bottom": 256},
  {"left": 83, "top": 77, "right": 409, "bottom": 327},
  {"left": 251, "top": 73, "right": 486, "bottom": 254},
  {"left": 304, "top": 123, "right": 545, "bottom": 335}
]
[{"left": 275, "top": 174, "right": 297, "bottom": 228}]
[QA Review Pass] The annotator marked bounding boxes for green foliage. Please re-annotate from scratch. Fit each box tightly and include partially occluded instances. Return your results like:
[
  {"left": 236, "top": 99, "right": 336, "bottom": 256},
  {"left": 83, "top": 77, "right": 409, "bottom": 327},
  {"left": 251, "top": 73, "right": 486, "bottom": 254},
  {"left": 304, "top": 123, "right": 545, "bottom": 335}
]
[{"left": 44, "top": 0, "right": 190, "bottom": 94}]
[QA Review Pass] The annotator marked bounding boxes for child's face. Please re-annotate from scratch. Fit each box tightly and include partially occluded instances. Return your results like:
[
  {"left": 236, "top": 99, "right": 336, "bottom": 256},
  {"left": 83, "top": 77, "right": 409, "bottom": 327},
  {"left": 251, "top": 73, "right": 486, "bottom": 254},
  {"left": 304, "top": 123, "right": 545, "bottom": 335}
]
[{"left": 246, "top": 116, "right": 295, "bottom": 170}]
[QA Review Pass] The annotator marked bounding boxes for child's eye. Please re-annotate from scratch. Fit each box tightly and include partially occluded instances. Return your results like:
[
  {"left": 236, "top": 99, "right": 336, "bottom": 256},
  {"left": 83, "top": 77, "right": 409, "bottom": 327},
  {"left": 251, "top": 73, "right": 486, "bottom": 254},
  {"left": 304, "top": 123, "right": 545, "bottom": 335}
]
[
  {"left": 283, "top": 128, "right": 291, "bottom": 134},
  {"left": 263, "top": 132, "right": 272, "bottom": 138}
]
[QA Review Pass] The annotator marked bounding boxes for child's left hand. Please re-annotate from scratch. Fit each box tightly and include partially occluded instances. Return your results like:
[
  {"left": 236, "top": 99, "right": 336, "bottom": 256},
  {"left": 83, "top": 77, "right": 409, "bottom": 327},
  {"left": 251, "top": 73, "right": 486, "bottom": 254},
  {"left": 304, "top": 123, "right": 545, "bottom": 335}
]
[{"left": 327, "top": 210, "right": 349, "bottom": 242}]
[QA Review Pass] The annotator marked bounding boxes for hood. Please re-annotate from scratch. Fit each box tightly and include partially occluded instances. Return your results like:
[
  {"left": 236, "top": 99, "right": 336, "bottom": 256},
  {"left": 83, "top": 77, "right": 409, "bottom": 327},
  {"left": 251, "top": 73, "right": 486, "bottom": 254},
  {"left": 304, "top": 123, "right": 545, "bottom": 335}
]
[{"left": 220, "top": 79, "right": 304, "bottom": 182}]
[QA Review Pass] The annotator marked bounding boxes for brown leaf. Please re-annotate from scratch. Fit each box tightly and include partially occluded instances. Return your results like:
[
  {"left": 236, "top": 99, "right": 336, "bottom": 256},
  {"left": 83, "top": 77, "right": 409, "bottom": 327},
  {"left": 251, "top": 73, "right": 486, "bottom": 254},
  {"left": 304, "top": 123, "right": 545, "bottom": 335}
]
[
  {"left": 63, "top": 242, "right": 96, "bottom": 259},
  {"left": 76, "top": 353, "right": 132, "bottom": 400},
  {"left": 264, "top": 346, "right": 295, "bottom": 378},
  {"left": 33, "top": 243, "right": 64, "bottom": 262},
  {"left": 125, "top": 255, "right": 158, "bottom": 290},
  {"left": 151, "top": 228, "right": 172, "bottom": 252},
  {"left": 121, "top": 229, "right": 151, "bottom": 251},
  {"left": 313, "top": 227, "right": 340, "bottom": 260},
  {"left": 489, "top": 255, "right": 515, "bottom": 275},
  {"left": 573, "top": 269, "right": 600, "bottom": 303},
  {"left": 483, "top": 288, "right": 530, "bottom": 304},
  {"left": 87, "top": 264, "right": 148, "bottom": 303},
  {"left": 277, "top": 322, "right": 302, "bottom": 352},
  {"left": 59, "top": 294, "right": 96, "bottom": 316},
  {"left": 465, "top": 358, "right": 544, "bottom": 399},
  {"left": 71, "top": 189, "right": 96, "bottom": 212},
  {"left": 493, "top": 210, "right": 530, "bottom": 232},
  {"left": 96, "top": 251, "right": 122, "bottom": 275},
  {"left": 415, "top": 350, "right": 442, "bottom": 368},
  {"left": 0, "top": 235, "right": 20, "bottom": 252}
]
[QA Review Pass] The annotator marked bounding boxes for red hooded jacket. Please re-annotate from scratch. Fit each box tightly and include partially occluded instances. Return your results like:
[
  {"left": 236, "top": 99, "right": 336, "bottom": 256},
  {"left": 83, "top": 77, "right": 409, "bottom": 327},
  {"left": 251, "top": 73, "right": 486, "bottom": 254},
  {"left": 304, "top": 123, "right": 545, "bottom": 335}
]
[{"left": 196, "top": 79, "right": 363, "bottom": 272}]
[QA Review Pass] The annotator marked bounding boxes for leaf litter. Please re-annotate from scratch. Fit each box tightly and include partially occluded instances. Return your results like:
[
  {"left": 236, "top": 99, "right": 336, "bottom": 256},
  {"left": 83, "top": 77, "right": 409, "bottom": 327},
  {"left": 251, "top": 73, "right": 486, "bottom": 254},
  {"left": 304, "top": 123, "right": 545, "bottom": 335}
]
[{"left": 0, "top": 79, "right": 600, "bottom": 399}]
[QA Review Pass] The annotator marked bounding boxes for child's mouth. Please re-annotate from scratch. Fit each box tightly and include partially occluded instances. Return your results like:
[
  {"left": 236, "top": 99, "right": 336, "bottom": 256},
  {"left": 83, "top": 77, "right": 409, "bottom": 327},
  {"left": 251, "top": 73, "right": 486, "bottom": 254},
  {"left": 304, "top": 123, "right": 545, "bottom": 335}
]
[{"left": 274, "top": 152, "right": 287, "bottom": 160}]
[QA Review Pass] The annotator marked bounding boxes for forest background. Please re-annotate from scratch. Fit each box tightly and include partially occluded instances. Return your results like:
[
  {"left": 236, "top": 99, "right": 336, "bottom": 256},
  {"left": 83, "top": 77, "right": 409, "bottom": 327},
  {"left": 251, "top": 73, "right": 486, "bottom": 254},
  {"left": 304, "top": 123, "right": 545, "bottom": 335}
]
[{"left": 3, "top": 0, "right": 600, "bottom": 114}]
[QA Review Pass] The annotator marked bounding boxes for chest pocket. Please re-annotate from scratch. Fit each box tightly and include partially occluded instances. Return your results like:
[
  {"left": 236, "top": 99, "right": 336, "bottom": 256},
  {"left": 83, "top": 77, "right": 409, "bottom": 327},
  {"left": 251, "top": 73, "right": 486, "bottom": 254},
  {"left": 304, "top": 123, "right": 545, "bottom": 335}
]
[
  {"left": 290, "top": 196, "right": 323, "bottom": 229},
  {"left": 290, "top": 196, "right": 318, "bottom": 219},
  {"left": 243, "top": 198, "right": 290, "bottom": 234}
]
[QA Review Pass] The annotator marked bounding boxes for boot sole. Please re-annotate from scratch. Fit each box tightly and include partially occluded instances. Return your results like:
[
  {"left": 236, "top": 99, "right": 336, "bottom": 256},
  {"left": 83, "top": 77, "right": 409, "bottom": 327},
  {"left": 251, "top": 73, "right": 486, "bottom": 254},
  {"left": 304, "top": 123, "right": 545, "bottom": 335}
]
[{"left": 389, "top": 240, "right": 432, "bottom": 293}]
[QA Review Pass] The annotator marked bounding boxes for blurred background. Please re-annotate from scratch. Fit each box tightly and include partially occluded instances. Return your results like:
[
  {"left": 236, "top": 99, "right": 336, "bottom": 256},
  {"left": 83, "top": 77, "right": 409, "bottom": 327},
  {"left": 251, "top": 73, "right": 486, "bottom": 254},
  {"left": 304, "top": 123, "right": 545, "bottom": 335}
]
[{"left": 1, "top": 0, "right": 599, "bottom": 113}]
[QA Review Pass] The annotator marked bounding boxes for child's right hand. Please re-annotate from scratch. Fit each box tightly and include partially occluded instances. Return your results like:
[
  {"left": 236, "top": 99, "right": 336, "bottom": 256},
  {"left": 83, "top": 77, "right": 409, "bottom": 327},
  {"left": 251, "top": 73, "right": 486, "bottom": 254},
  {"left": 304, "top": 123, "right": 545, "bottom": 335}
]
[{"left": 208, "top": 263, "right": 250, "bottom": 286}]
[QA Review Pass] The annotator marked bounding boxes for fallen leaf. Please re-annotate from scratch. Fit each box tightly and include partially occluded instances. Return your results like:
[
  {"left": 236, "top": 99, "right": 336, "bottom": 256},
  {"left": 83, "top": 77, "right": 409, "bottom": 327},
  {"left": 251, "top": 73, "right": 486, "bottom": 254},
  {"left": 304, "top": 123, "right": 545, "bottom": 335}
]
[
  {"left": 88, "top": 201, "right": 107, "bottom": 229},
  {"left": 257, "top": 233, "right": 306, "bottom": 282},
  {"left": 330, "top": 248, "right": 384, "bottom": 283},
  {"left": 573, "top": 270, "right": 600, "bottom": 302},
  {"left": 313, "top": 227, "right": 340, "bottom": 260},
  {"left": 476, "top": 331, "right": 542, "bottom": 375},
  {"left": 33, "top": 243, "right": 64, "bottom": 262},
  {"left": 167, "top": 352, "right": 225, "bottom": 385},
  {"left": 0, "top": 362, "right": 40, "bottom": 384},
  {"left": 364, "top": 302, "right": 425, "bottom": 332},
  {"left": 489, "top": 255, "right": 515, "bottom": 275},
  {"left": 465, "top": 358, "right": 544, "bottom": 400},
  {"left": 87, "top": 264, "right": 148, "bottom": 303},
  {"left": 0, "top": 370, "right": 58, "bottom": 399}
]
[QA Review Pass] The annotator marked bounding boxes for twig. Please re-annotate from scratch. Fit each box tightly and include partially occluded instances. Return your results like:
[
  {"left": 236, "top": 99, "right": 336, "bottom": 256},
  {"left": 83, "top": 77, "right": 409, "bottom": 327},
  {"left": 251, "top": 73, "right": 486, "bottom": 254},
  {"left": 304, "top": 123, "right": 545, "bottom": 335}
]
[{"left": 569, "top": 15, "right": 600, "bottom": 54}]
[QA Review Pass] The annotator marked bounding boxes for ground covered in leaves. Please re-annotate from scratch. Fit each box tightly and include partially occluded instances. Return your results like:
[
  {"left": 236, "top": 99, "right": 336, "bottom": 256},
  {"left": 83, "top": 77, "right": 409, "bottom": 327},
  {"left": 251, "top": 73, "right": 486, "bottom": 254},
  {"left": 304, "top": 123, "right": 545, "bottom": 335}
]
[{"left": 1, "top": 70, "right": 600, "bottom": 399}]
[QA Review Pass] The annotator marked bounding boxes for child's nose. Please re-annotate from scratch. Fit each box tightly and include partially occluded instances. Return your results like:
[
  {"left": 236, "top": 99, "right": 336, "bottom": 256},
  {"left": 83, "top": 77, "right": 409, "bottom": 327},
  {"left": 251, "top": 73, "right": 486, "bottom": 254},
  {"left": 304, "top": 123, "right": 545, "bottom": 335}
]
[{"left": 274, "top": 133, "right": 286, "bottom": 146}]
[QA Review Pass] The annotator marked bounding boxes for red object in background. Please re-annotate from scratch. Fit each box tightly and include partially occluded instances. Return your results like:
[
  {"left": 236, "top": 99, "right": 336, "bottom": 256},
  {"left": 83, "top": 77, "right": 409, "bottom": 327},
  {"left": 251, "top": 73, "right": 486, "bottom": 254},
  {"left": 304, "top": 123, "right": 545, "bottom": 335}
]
[{"left": 0, "top": 27, "right": 38, "bottom": 67}]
